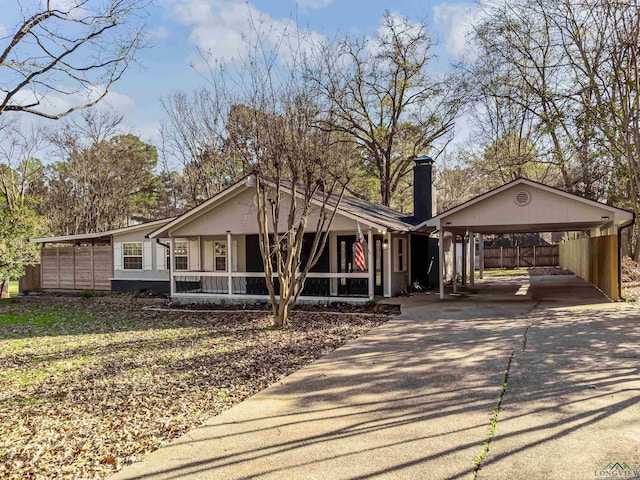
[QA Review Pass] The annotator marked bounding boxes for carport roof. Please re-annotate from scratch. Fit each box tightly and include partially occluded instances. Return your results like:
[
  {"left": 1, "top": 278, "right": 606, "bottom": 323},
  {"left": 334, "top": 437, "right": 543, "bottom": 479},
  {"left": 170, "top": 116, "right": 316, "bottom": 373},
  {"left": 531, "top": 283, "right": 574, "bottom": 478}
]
[
  {"left": 30, "top": 217, "right": 174, "bottom": 244},
  {"left": 414, "top": 178, "right": 634, "bottom": 234}
]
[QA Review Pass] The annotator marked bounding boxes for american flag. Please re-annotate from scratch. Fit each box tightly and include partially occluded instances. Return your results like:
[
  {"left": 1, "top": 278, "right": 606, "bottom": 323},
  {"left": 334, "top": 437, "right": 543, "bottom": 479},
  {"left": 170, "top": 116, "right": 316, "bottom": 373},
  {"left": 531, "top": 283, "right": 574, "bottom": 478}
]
[{"left": 355, "top": 222, "right": 366, "bottom": 271}]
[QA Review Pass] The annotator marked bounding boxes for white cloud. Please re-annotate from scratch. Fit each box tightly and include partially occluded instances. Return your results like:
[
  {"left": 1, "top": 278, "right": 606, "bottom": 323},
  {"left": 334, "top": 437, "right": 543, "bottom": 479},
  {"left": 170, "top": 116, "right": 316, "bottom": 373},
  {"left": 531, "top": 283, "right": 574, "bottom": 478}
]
[
  {"left": 296, "top": 0, "right": 333, "bottom": 9},
  {"left": 0, "top": 24, "right": 6, "bottom": 38},
  {"left": 46, "top": 0, "right": 92, "bottom": 19},
  {"left": 7, "top": 85, "right": 135, "bottom": 118},
  {"left": 171, "top": 0, "right": 322, "bottom": 67},
  {"left": 149, "top": 26, "right": 171, "bottom": 39},
  {"left": 102, "top": 90, "right": 136, "bottom": 113},
  {"left": 130, "top": 120, "right": 162, "bottom": 147},
  {"left": 432, "top": 3, "right": 477, "bottom": 59}
]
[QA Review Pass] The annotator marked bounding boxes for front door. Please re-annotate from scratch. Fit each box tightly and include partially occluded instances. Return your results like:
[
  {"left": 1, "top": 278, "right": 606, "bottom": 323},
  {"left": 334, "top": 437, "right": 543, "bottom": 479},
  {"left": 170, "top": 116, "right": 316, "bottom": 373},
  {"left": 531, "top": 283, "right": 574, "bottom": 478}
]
[{"left": 336, "top": 234, "right": 384, "bottom": 297}]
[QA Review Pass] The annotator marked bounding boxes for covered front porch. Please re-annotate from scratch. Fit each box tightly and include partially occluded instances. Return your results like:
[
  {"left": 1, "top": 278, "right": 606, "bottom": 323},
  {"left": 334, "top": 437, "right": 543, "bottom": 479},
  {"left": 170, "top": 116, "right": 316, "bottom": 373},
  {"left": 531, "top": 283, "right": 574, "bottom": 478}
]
[{"left": 166, "top": 230, "right": 400, "bottom": 303}]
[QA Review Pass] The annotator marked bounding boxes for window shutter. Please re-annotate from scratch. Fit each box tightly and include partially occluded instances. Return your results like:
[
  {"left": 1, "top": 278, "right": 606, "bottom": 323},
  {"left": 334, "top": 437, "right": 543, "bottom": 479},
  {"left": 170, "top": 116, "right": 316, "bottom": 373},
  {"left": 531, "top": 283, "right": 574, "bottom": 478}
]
[
  {"left": 143, "top": 241, "right": 153, "bottom": 271},
  {"left": 189, "top": 238, "right": 200, "bottom": 271},
  {"left": 113, "top": 242, "right": 122, "bottom": 271},
  {"left": 156, "top": 244, "right": 166, "bottom": 271},
  {"left": 203, "top": 240, "right": 214, "bottom": 271}
]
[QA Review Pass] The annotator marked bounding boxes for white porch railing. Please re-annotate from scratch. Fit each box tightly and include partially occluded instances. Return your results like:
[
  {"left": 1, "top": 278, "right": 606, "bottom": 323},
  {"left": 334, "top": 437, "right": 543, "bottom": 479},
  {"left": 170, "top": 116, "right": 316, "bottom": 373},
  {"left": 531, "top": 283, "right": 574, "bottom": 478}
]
[{"left": 172, "top": 271, "right": 371, "bottom": 298}]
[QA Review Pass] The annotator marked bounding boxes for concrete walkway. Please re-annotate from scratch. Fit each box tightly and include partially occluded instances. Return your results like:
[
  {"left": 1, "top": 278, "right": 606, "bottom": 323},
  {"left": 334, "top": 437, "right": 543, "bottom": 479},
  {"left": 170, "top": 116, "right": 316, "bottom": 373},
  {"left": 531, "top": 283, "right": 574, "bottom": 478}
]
[{"left": 112, "top": 276, "right": 640, "bottom": 480}]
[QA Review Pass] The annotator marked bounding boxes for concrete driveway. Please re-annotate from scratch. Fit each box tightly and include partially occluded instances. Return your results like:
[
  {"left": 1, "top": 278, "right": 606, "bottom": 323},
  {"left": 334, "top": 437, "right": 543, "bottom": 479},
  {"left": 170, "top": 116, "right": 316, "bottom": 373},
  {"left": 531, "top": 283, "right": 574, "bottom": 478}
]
[{"left": 112, "top": 276, "right": 640, "bottom": 480}]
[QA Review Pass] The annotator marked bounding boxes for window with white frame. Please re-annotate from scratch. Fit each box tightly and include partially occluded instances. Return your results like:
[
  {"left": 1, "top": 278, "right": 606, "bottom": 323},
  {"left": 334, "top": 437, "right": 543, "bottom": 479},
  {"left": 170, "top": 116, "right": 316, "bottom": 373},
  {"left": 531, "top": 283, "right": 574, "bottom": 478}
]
[
  {"left": 174, "top": 241, "right": 188, "bottom": 271},
  {"left": 394, "top": 238, "right": 407, "bottom": 272},
  {"left": 214, "top": 241, "right": 227, "bottom": 271},
  {"left": 123, "top": 242, "right": 143, "bottom": 270}
]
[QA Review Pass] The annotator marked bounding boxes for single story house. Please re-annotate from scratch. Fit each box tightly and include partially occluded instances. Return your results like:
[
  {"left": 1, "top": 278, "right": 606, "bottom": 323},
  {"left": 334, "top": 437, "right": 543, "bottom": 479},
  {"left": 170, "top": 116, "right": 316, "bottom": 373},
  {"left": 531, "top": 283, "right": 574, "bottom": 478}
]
[
  {"left": 30, "top": 157, "right": 632, "bottom": 302},
  {"left": 146, "top": 157, "right": 439, "bottom": 303},
  {"left": 30, "top": 157, "right": 440, "bottom": 301}
]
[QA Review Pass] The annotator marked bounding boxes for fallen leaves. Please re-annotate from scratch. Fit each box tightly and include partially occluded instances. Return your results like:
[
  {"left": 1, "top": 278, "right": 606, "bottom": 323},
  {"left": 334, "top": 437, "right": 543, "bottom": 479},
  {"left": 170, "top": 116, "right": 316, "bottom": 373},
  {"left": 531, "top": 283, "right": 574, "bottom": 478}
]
[{"left": 0, "top": 296, "right": 388, "bottom": 479}]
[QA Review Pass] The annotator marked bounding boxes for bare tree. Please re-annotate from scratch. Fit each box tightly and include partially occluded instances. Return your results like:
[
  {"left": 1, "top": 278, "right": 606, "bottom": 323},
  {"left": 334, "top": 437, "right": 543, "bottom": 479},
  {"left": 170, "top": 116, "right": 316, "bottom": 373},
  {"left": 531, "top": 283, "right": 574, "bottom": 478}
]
[
  {"left": 46, "top": 110, "right": 160, "bottom": 234},
  {"left": 0, "top": 0, "right": 148, "bottom": 119},
  {"left": 469, "top": 0, "right": 614, "bottom": 198},
  {"left": 306, "top": 11, "right": 464, "bottom": 206},
  {"left": 0, "top": 124, "right": 46, "bottom": 210},
  {"left": 556, "top": 0, "right": 640, "bottom": 255},
  {"left": 208, "top": 20, "right": 357, "bottom": 328},
  {"left": 160, "top": 88, "right": 244, "bottom": 206}
]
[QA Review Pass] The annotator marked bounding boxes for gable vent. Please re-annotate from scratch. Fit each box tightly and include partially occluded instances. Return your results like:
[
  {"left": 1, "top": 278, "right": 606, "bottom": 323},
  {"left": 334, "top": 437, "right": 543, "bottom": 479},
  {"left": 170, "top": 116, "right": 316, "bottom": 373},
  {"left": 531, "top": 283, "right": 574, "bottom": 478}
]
[{"left": 514, "top": 190, "right": 531, "bottom": 206}]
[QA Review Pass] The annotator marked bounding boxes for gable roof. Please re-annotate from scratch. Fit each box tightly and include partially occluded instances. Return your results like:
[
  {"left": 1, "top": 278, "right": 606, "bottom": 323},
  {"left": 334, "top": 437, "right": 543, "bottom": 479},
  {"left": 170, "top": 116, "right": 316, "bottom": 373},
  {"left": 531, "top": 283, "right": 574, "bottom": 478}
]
[
  {"left": 30, "top": 217, "right": 174, "bottom": 244},
  {"left": 148, "top": 177, "right": 415, "bottom": 239},
  {"left": 414, "top": 177, "right": 633, "bottom": 233}
]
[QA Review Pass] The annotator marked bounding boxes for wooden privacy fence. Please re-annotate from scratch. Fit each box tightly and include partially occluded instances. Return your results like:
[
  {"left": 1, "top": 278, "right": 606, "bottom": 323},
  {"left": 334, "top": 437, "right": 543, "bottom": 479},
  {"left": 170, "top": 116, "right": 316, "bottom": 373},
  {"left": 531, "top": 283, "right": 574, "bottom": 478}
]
[
  {"left": 559, "top": 235, "right": 619, "bottom": 301},
  {"left": 19, "top": 265, "right": 41, "bottom": 293},
  {"left": 483, "top": 245, "right": 559, "bottom": 268},
  {"left": 41, "top": 245, "right": 112, "bottom": 291}
]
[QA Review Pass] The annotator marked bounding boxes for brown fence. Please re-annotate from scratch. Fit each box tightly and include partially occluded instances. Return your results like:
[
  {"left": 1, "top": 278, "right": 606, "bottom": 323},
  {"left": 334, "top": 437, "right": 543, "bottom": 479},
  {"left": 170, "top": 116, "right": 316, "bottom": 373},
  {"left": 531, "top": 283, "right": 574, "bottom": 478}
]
[
  {"left": 19, "top": 265, "right": 41, "bottom": 293},
  {"left": 41, "top": 245, "right": 112, "bottom": 291},
  {"left": 483, "top": 245, "right": 559, "bottom": 268},
  {"left": 559, "top": 235, "right": 619, "bottom": 300}
]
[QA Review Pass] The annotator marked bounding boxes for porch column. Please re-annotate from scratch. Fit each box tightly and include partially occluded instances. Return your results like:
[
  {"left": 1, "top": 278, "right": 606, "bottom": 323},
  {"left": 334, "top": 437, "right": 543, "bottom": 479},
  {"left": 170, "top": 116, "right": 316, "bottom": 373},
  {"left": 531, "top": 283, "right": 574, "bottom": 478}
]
[
  {"left": 368, "top": 228, "right": 374, "bottom": 300},
  {"left": 469, "top": 230, "right": 475, "bottom": 286},
  {"left": 479, "top": 233, "right": 484, "bottom": 279},
  {"left": 170, "top": 237, "right": 175, "bottom": 296},
  {"left": 227, "top": 230, "right": 232, "bottom": 296},
  {"left": 439, "top": 229, "right": 445, "bottom": 300},
  {"left": 452, "top": 233, "right": 457, "bottom": 293},
  {"left": 386, "top": 231, "right": 392, "bottom": 297}
]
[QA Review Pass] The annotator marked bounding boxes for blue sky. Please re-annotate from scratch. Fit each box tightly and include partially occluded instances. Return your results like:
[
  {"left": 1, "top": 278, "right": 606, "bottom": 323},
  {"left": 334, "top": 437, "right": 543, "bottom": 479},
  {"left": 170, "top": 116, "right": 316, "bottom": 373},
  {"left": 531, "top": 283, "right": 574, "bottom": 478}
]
[{"left": 1, "top": 0, "right": 476, "bottom": 163}]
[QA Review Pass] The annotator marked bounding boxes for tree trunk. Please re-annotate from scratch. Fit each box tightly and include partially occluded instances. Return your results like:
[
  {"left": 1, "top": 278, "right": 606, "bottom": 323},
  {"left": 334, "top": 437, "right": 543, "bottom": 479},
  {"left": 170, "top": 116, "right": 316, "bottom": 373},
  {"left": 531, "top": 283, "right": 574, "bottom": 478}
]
[
  {"left": 0, "top": 279, "right": 9, "bottom": 299},
  {"left": 273, "top": 301, "right": 290, "bottom": 328}
]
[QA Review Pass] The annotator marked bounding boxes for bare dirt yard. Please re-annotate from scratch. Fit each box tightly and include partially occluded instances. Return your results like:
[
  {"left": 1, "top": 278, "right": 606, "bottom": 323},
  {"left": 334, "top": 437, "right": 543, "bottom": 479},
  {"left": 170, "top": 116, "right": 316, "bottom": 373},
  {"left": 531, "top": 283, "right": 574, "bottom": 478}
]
[{"left": 0, "top": 296, "right": 389, "bottom": 479}]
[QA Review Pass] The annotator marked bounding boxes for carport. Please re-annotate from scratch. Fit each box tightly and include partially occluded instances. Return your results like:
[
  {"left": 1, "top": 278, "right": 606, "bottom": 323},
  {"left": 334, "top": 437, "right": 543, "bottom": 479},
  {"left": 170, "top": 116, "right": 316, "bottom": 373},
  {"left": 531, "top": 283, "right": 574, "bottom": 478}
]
[{"left": 413, "top": 178, "right": 634, "bottom": 300}]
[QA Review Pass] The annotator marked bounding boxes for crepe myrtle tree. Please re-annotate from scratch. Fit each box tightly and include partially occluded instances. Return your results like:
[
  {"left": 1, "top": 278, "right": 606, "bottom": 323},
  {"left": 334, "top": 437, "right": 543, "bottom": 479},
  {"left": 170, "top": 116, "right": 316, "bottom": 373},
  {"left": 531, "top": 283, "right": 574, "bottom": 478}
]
[
  {"left": 211, "top": 15, "right": 357, "bottom": 327},
  {"left": 228, "top": 101, "right": 355, "bottom": 327},
  {"left": 0, "top": 0, "right": 148, "bottom": 119},
  {"left": 252, "top": 159, "right": 353, "bottom": 328}
]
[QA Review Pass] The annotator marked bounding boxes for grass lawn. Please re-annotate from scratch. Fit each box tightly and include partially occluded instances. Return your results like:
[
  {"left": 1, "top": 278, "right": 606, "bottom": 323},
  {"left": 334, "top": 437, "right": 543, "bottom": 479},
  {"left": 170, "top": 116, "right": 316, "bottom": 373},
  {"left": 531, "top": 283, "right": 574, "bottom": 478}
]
[
  {"left": 0, "top": 296, "right": 389, "bottom": 479},
  {"left": 9, "top": 280, "right": 18, "bottom": 297},
  {"left": 482, "top": 267, "right": 530, "bottom": 277}
]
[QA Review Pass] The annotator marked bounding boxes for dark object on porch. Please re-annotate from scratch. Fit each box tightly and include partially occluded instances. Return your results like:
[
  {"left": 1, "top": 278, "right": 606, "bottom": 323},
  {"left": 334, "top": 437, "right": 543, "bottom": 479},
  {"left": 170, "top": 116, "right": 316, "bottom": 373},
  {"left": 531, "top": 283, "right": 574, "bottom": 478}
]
[{"left": 411, "top": 235, "right": 439, "bottom": 289}]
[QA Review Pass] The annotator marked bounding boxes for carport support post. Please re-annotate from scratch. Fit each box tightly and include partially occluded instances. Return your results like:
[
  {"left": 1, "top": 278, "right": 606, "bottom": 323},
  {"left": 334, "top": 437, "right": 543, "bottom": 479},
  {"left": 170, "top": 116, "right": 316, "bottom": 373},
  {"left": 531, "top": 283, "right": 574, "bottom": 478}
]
[
  {"left": 469, "top": 232, "right": 476, "bottom": 285},
  {"left": 452, "top": 234, "right": 457, "bottom": 293},
  {"left": 461, "top": 233, "right": 467, "bottom": 287},
  {"left": 439, "top": 229, "right": 445, "bottom": 299},
  {"left": 479, "top": 234, "right": 484, "bottom": 279}
]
